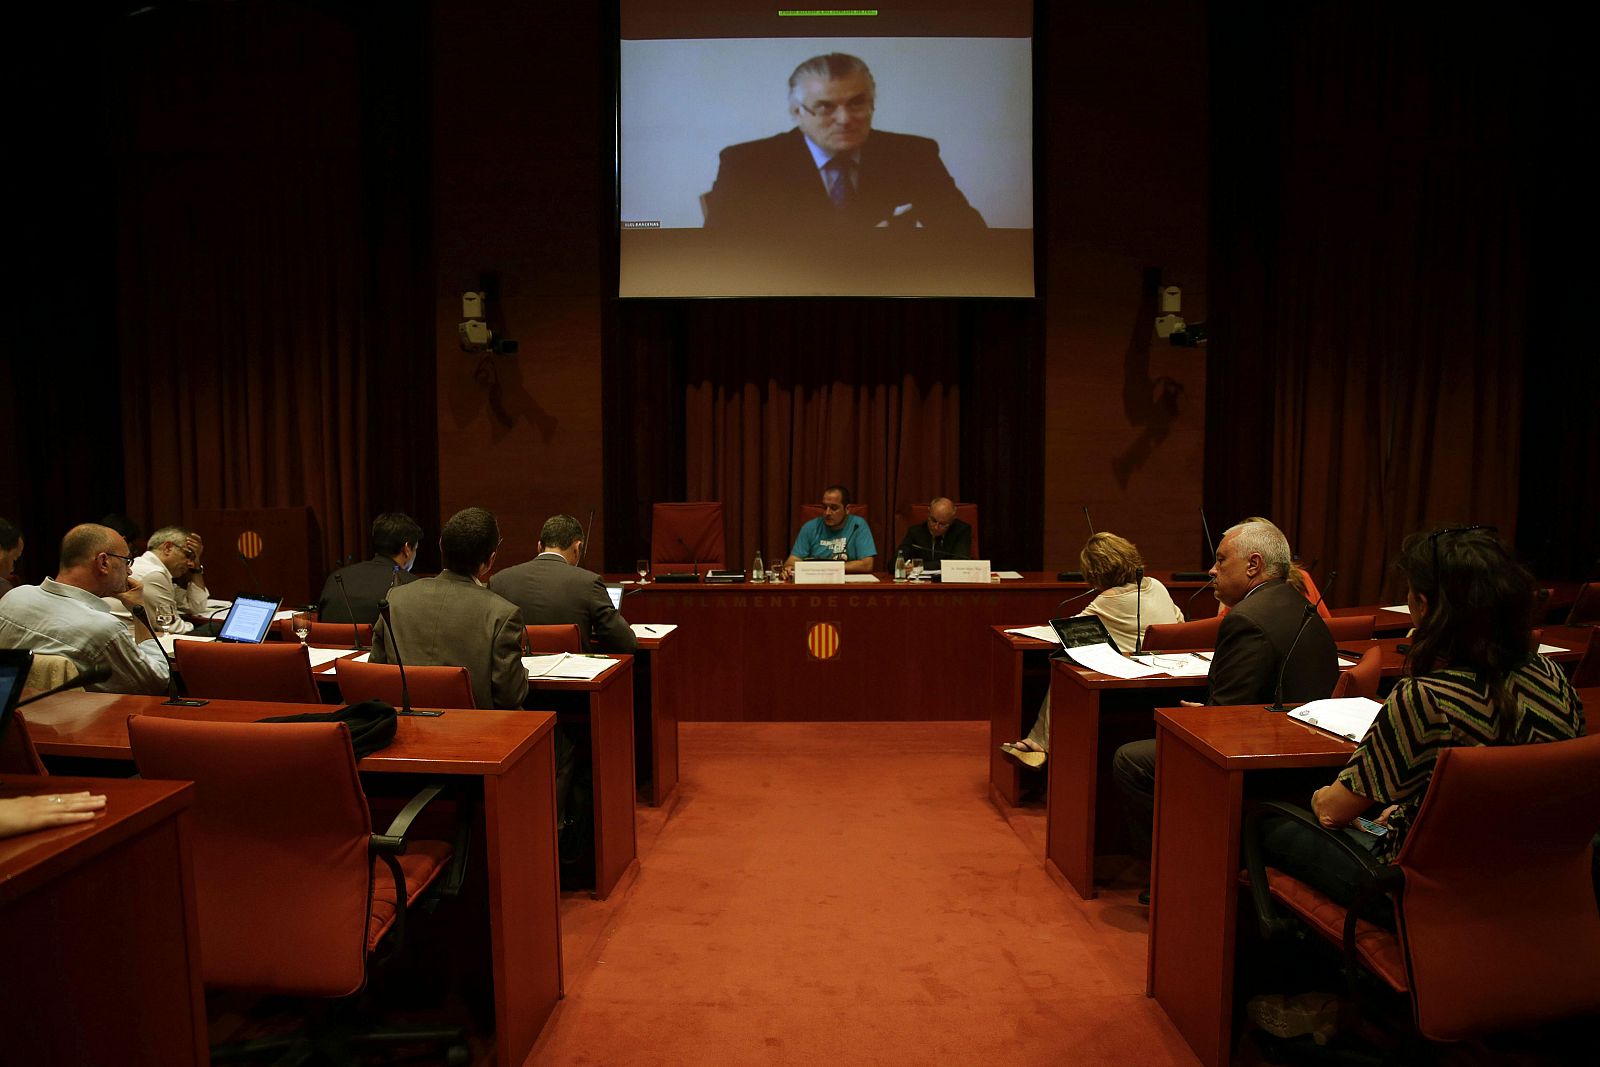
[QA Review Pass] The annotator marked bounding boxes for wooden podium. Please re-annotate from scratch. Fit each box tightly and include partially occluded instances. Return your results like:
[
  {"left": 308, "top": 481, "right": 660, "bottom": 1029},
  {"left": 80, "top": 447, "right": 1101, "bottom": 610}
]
[{"left": 189, "top": 506, "right": 322, "bottom": 606}]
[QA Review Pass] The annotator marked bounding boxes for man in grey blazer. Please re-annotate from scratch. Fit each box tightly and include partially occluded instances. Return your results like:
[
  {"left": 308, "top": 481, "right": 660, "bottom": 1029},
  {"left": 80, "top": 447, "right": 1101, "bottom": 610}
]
[
  {"left": 371, "top": 507, "right": 528, "bottom": 710},
  {"left": 490, "top": 514, "right": 637, "bottom": 654}
]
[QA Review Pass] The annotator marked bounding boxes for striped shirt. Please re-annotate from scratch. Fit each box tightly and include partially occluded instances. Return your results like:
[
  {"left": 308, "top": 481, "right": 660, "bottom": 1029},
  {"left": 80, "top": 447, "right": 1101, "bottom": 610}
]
[{"left": 1335, "top": 654, "right": 1584, "bottom": 863}]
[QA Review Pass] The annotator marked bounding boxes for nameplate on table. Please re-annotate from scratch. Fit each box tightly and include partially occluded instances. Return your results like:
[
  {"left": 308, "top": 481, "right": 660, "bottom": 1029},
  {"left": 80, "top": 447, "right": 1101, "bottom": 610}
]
[
  {"left": 794, "top": 561, "right": 845, "bottom": 585},
  {"left": 940, "top": 559, "right": 992, "bottom": 584}
]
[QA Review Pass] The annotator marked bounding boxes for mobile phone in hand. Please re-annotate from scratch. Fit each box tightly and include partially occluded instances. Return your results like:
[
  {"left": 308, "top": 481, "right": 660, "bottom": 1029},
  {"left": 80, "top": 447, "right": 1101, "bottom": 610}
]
[{"left": 1355, "top": 816, "right": 1389, "bottom": 836}]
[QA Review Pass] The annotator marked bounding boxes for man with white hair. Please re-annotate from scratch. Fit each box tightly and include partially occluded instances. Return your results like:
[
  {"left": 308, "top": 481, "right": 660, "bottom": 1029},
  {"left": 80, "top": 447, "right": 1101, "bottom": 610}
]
[
  {"left": 129, "top": 524, "right": 216, "bottom": 635},
  {"left": 1111, "top": 519, "right": 1339, "bottom": 901},
  {"left": 704, "top": 52, "right": 986, "bottom": 231}
]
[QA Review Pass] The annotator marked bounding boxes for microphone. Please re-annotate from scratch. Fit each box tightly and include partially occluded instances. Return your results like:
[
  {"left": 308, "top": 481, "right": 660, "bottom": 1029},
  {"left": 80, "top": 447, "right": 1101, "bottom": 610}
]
[
  {"left": 579, "top": 507, "right": 596, "bottom": 567},
  {"left": 16, "top": 663, "right": 113, "bottom": 706},
  {"left": 1083, "top": 505, "right": 1095, "bottom": 537},
  {"left": 1200, "top": 507, "right": 1216, "bottom": 559},
  {"left": 333, "top": 573, "right": 364, "bottom": 650},
  {"left": 1053, "top": 587, "right": 1099, "bottom": 616},
  {"left": 131, "top": 605, "right": 208, "bottom": 707},
  {"left": 1183, "top": 580, "right": 1216, "bottom": 613},
  {"left": 237, "top": 549, "right": 262, "bottom": 594},
  {"left": 376, "top": 597, "right": 438, "bottom": 717},
  {"left": 1173, "top": 509, "right": 1215, "bottom": 581},
  {"left": 1134, "top": 567, "right": 1144, "bottom": 652},
  {"left": 1265, "top": 571, "right": 1336, "bottom": 713}
]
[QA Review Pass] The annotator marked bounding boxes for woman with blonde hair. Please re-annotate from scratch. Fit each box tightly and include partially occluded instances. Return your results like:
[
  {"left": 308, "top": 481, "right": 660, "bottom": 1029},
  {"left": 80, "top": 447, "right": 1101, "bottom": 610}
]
[{"left": 1001, "top": 532, "right": 1184, "bottom": 768}]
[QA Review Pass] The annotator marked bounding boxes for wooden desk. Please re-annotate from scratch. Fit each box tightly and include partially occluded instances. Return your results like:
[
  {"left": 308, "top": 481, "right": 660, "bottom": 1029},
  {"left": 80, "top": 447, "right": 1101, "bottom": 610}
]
[
  {"left": 987, "top": 626, "right": 1054, "bottom": 806},
  {"left": 1146, "top": 705, "right": 1353, "bottom": 1067},
  {"left": 0, "top": 775, "right": 207, "bottom": 1066},
  {"left": 21, "top": 693, "right": 562, "bottom": 1067},
  {"left": 634, "top": 628, "right": 682, "bottom": 806},
  {"left": 620, "top": 571, "right": 1217, "bottom": 722},
  {"left": 528, "top": 656, "right": 638, "bottom": 900}
]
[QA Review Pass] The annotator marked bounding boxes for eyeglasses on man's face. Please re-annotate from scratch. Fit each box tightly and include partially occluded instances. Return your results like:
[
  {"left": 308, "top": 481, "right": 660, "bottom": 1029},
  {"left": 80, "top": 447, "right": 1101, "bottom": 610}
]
[
  {"left": 100, "top": 550, "right": 135, "bottom": 567},
  {"left": 796, "top": 98, "right": 874, "bottom": 120}
]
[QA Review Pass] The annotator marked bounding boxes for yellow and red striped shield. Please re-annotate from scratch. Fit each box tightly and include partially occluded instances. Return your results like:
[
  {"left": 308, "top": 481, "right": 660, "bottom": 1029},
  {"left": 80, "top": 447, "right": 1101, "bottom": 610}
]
[{"left": 806, "top": 622, "right": 841, "bottom": 660}]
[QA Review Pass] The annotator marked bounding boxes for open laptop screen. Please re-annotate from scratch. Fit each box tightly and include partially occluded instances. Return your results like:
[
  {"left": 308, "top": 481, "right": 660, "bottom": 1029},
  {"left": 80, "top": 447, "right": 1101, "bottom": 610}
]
[
  {"left": 0, "top": 648, "right": 34, "bottom": 746},
  {"left": 216, "top": 594, "right": 282, "bottom": 644},
  {"left": 605, "top": 583, "right": 624, "bottom": 612},
  {"left": 1049, "top": 615, "right": 1122, "bottom": 656}
]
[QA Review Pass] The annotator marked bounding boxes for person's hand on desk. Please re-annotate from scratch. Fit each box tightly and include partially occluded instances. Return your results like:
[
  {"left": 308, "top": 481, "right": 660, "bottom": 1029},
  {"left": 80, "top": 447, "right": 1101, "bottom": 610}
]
[
  {"left": 0, "top": 792, "right": 107, "bottom": 839},
  {"left": 1179, "top": 700, "right": 1204, "bottom": 708}
]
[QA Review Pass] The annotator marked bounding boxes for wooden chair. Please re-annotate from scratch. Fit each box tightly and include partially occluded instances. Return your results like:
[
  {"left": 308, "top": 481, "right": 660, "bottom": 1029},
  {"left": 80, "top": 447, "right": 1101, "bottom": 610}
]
[
  {"left": 894, "top": 502, "right": 981, "bottom": 558},
  {"left": 525, "top": 624, "right": 582, "bottom": 654},
  {"left": 173, "top": 641, "right": 321, "bottom": 703},
  {"left": 1324, "top": 615, "right": 1376, "bottom": 642},
  {"left": 128, "top": 716, "right": 466, "bottom": 1061},
  {"left": 1243, "top": 734, "right": 1600, "bottom": 1044},
  {"left": 335, "top": 659, "right": 476, "bottom": 710},
  {"left": 1141, "top": 614, "right": 1225, "bottom": 652},
  {"left": 650, "top": 502, "right": 726, "bottom": 576},
  {"left": 1331, "top": 645, "right": 1383, "bottom": 700}
]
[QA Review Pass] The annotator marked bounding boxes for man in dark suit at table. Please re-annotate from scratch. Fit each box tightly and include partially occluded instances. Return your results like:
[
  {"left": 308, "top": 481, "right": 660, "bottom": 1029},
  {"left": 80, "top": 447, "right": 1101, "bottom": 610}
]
[
  {"left": 895, "top": 497, "right": 973, "bottom": 565},
  {"left": 316, "top": 512, "right": 423, "bottom": 624},
  {"left": 1112, "top": 519, "right": 1339, "bottom": 899},
  {"left": 490, "top": 514, "right": 637, "bottom": 654},
  {"left": 703, "top": 53, "right": 986, "bottom": 233},
  {"left": 370, "top": 507, "right": 528, "bottom": 710}
]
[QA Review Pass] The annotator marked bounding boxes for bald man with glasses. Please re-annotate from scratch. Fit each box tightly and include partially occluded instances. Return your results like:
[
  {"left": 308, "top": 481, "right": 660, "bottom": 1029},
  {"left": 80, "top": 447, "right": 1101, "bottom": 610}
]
[
  {"left": 0, "top": 523, "right": 169, "bottom": 694},
  {"left": 895, "top": 497, "right": 973, "bottom": 566},
  {"left": 704, "top": 52, "right": 986, "bottom": 232}
]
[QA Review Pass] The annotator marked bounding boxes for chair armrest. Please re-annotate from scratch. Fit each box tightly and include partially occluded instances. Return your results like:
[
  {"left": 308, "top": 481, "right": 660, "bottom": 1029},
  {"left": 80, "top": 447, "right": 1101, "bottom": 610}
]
[
  {"left": 371, "top": 784, "right": 446, "bottom": 855},
  {"left": 1242, "top": 799, "right": 1402, "bottom": 942}
]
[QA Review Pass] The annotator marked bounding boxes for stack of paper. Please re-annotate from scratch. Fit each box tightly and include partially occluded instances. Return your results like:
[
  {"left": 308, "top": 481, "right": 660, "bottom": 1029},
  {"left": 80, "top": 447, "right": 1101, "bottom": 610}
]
[
  {"left": 157, "top": 633, "right": 214, "bottom": 654},
  {"left": 522, "top": 653, "right": 616, "bottom": 680},
  {"left": 1060, "top": 644, "right": 1165, "bottom": 679},
  {"left": 1288, "top": 697, "right": 1383, "bottom": 743},
  {"left": 632, "top": 623, "right": 679, "bottom": 638},
  {"left": 1129, "top": 652, "right": 1212, "bottom": 677},
  {"left": 1004, "top": 625, "right": 1059, "bottom": 643},
  {"left": 306, "top": 646, "right": 358, "bottom": 669}
]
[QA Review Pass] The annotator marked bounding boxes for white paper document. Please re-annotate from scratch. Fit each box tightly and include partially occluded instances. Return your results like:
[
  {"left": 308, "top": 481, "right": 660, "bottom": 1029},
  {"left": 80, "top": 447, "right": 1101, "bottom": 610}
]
[
  {"left": 940, "top": 559, "right": 991, "bottom": 584},
  {"left": 1129, "top": 652, "right": 1212, "bottom": 677},
  {"left": 157, "top": 633, "right": 214, "bottom": 654},
  {"left": 1005, "top": 625, "right": 1060, "bottom": 643},
  {"left": 522, "top": 653, "right": 616, "bottom": 680},
  {"left": 203, "top": 599, "right": 233, "bottom": 611},
  {"left": 843, "top": 573, "right": 881, "bottom": 583},
  {"left": 271, "top": 609, "right": 296, "bottom": 622},
  {"left": 1537, "top": 643, "right": 1567, "bottom": 654},
  {"left": 632, "top": 623, "right": 679, "bottom": 638},
  {"left": 1381, "top": 604, "right": 1409, "bottom": 614},
  {"left": 1061, "top": 643, "right": 1166, "bottom": 679},
  {"left": 1289, "top": 697, "right": 1384, "bottom": 743},
  {"left": 306, "top": 646, "right": 358, "bottom": 668},
  {"left": 993, "top": 570, "right": 1025, "bottom": 580}
]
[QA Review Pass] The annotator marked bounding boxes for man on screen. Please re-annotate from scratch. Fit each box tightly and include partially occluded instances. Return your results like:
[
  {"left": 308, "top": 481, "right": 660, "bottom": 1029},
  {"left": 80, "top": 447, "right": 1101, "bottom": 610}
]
[{"left": 704, "top": 53, "right": 985, "bottom": 232}]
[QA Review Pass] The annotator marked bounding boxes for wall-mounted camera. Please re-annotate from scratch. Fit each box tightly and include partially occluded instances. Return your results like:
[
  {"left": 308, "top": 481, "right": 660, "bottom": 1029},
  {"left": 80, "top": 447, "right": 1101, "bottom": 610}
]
[{"left": 458, "top": 291, "right": 519, "bottom": 354}]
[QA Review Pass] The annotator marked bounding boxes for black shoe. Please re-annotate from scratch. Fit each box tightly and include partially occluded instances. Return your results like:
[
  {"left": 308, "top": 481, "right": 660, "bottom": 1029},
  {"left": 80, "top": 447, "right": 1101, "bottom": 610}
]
[{"left": 1138, "top": 888, "right": 1150, "bottom": 906}]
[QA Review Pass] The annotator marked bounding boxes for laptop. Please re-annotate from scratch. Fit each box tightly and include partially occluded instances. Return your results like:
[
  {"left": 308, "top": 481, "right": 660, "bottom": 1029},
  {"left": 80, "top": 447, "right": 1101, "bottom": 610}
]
[
  {"left": 604, "top": 583, "right": 624, "bottom": 612},
  {"left": 215, "top": 593, "right": 283, "bottom": 644},
  {"left": 1049, "top": 615, "right": 1123, "bottom": 657},
  {"left": 0, "top": 648, "right": 34, "bottom": 747}
]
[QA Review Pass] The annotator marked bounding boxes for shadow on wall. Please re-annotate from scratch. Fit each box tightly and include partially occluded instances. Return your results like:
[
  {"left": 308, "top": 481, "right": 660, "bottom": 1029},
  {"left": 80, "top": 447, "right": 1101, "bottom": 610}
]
[
  {"left": 455, "top": 354, "right": 559, "bottom": 445},
  {"left": 1112, "top": 270, "right": 1184, "bottom": 488}
]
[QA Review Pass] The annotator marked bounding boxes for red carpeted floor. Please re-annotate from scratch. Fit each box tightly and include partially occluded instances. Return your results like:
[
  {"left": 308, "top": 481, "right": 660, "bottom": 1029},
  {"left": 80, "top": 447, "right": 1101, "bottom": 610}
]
[{"left": 527, "top": 721, "right": 1198, "bottom": 1066}]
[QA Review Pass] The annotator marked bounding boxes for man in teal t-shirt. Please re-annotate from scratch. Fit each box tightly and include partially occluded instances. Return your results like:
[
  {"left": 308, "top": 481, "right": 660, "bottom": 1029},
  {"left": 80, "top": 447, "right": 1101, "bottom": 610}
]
[{"left": 782, "top": 485, "right": 877, "bottom": 577}]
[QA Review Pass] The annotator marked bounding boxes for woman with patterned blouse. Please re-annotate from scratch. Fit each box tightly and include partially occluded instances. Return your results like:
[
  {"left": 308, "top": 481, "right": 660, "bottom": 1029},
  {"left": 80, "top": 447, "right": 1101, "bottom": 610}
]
[{"left": 1262, "top": 526, "right": 1585, "bottom": 921}]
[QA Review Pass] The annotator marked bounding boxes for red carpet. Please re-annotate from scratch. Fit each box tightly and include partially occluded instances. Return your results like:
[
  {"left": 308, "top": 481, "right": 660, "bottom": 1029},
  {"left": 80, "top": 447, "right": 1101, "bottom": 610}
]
[{"left": 529, "top": 721, "right": 1197, "bottom": 1065}]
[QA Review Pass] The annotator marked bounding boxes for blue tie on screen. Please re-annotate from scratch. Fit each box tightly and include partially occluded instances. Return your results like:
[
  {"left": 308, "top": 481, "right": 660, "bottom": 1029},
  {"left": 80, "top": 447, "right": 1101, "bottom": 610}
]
[{"left": 824, "top": 156, "right": 854, "bottom": 207}]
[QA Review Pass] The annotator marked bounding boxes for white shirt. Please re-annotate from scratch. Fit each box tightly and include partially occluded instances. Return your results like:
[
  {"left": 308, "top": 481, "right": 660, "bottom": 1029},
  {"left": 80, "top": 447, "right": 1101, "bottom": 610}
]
[
  {"left": 128, "top": 550, "right": 210, "bottom": 634},
  {"left": 0, "top": 577, "right": 169, "bottom": 695},
  {"left": 1079, "top": 577, "right": 1185, "bottom": 655}
]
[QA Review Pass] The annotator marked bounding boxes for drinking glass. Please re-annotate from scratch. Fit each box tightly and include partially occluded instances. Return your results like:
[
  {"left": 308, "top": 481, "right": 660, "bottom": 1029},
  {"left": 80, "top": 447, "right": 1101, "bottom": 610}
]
[
  {"left": 908, "top": 558, "right": 924, "bottom": 582},
  {"left": 292, "top": 612, "right": 313, "bottom": 643},
  {"left": 636, "top": 558, "right": 651, "bottom": 584}
]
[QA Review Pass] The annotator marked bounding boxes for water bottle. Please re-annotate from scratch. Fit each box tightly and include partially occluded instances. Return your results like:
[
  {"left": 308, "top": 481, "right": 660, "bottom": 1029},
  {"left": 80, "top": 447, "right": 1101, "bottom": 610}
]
[
  {"left": 751, "top": 549, "right": 764, "bottom": 582},
  {"left": 894, "top": 552, "right": 907, "bottom": 581}
]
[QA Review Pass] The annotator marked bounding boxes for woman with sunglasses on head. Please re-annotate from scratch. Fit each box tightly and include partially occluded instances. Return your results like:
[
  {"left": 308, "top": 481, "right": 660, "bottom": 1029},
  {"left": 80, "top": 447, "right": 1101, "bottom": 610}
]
[{"left": 1261, "top": 526, "right": 1585, "bottom": 919}]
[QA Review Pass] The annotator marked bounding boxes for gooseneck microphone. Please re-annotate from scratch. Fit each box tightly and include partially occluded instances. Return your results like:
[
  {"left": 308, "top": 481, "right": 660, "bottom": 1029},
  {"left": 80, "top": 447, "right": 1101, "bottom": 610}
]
[
  {"left": 131, "top": 605, "right": 208, "bottom": 707},
  {"left": 1173, "top": 508, "right": 1216, "bottom": 581},
  {"left": 16, "top": 663, "right": 113, "bottom": 706},
  {"left": 1083, "top": 506, "right": 1095, "bottom": 537},
  {"left": 1184, "top": 580, "right": 1216, "bottom": 613},
  {"left": 1054, "top": 587, "right": 1099, "bottom": 616},
  {"left": 333, "top": 573, "right": 364, "bottom": 651},
  {"left": 1134, "top": 567, "right": 1145, "bottom": 652},
  {"left": 579, "top": 507, "right": 596, "bottom": 566},
  {"left": 238, "top": 549, "right": 262, "bottom": 593},
  {"left": 1266, "top": 571, "right": 1337, "bottom": 713},
  {"left": 375, "top": 598, "right": 437, "bottom": 717},
  {"left": 1200, "top": 507, "right": 1216, "bottom": 559}
]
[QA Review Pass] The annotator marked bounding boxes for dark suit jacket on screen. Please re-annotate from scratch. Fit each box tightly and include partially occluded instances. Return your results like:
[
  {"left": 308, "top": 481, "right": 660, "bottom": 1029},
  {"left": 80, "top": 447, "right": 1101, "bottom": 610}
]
[
  {"left": 1207, "top": 579, "right": 1339, "bottom": 706},
  {"left": 489, "top": 554, "right": 638, "bottom": 654},
  {"left": 704, "top": 128, "right": 985, "bottom": 232},
  {"left": 894, "top": 518, "right": 974, "bottom": 564},
  {"left": 317, "top": 556, "right": 418, "bottom": 625},
  {"left": 370, "top": 570, "right": 528, "bottom": 710}
]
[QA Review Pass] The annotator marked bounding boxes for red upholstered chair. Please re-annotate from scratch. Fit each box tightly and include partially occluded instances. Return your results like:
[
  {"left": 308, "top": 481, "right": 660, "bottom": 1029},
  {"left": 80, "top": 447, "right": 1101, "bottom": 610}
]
[
  {"left": 304, "top": 621, "right": 373, "bottom": 649},
  {"left": 1567, "top": 581, "right": 1600, "bottom": 626},
  {"left": 1570, "top": 637, "right": 1600, "bottom": 688},
  {"left": 894, "top": 502, "right": 981, "bottom": 558},
  {"left": 1331, "top": 645, "right": 1383, "bottom": 700},
  {"left": 128, "top": 716, "right": 465, "bottom": 1061},
  {"left": 0, "top": 709, "right": 47, "bottom": 775},
  {"left": 1140, "top": 614, "right": 1224, "bottom": 652},
  {"left": 1243, "top": 734, "right": 1600, "bottom": 1044},
  {"left": 1324, "top": 615, "right": 1376, "bottom": 642},
  {"left": 650, "top": 502, "right": 727, "bottom": 575},
  {"left": 173, "top": 640, "right": 321, "bottom": 703},
  {"left": 525, "top": 624, "right": 582, "bottom": 654},
  {"left": 335, "top": 659, "right": 477, "bottom": 710}
]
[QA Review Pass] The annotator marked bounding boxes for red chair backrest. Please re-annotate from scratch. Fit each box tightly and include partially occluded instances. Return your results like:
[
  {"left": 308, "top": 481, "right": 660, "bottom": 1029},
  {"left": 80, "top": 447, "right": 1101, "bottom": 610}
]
[
  {"left": 305, "top": 621, "right": 373, "bottom": 649},
  {"left": 1324, "top": 615, "right": 1376, "bottom": 641},
  {"left": 650, "top": 502, "right": 726, "bottom": 575},
  {"left": 1394, "top": 734, "right": 1600, "bottom": 1040},
  {"left": 895, "top": 502, "right": 980, "bottom": 558},
  {"left": 1330, "top": 645, "right": 1382, "bottom": 700},
  {"left": 525, "top": 624, "right": 582, "bottom": 654},
  {"left": 1567, "top": 582, "right": 1600, "bottom": 626},
  {"left": 1141, "top": 614, "right": 1224, "bottom": 652},
  {"left": 173, "top": 641, "right": 321, "bottom": 703},
  {"left": 335, "top": 659, "right": 476, "bottom": 709},
  {"left": 0, "top": 709, "right": 47, "bottom": 775},
  {"left": 129, "top": 717, "right": 374, "bottom": 996},
  {"left": 1570, "top": 637, "right": 1600, "bottom": 689}
]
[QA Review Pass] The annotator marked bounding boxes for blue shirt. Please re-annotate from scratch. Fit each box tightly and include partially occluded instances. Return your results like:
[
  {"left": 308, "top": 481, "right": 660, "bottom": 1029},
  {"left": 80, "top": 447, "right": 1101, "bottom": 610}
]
[
  {"left": 791, "top": 514, "right": 876, "bottom": 562},
  {"left": 0, "top": 577, "right": 169, "bottom": 695}
]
